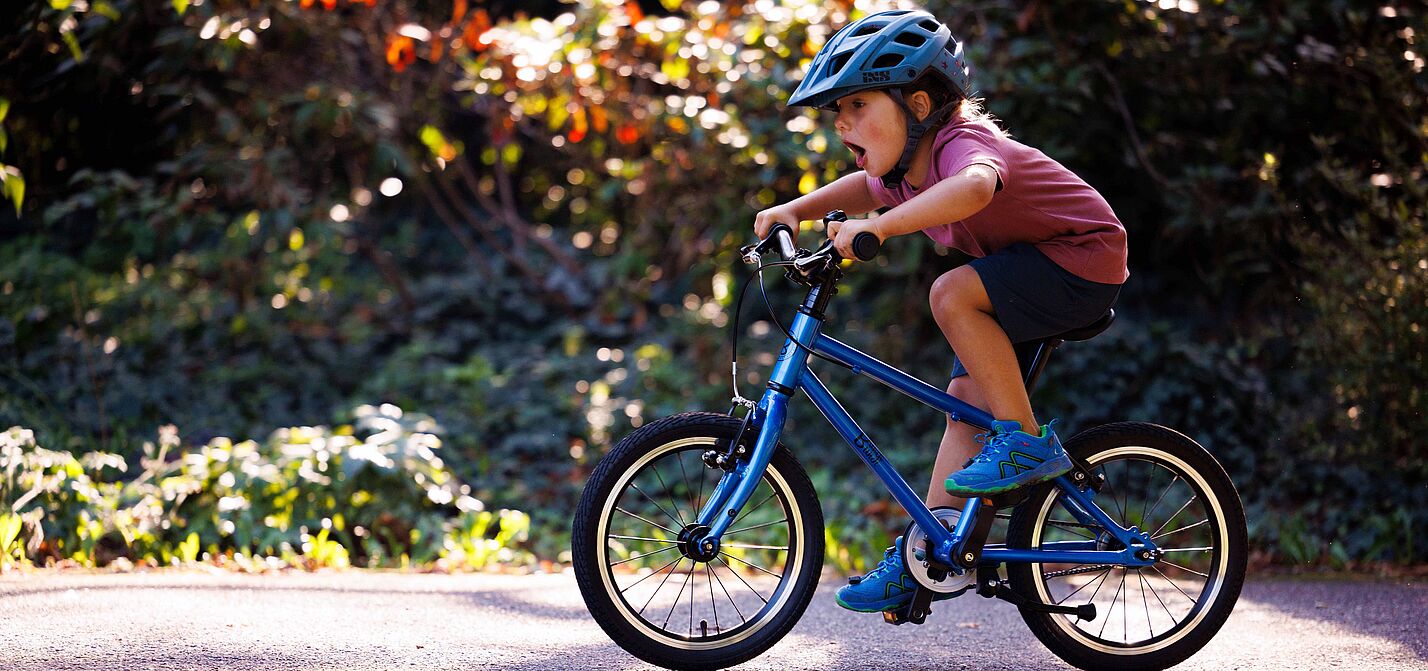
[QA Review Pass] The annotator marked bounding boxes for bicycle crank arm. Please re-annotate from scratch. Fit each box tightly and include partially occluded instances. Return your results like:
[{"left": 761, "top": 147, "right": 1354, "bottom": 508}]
[{"left": 977, "top": 571, "right": 1096, "bottom": 621}]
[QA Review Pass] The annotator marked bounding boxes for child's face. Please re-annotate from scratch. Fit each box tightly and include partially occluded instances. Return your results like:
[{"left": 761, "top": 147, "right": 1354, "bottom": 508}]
[{"left": 832, "top": 90, "right": 906, "bottom": 177}]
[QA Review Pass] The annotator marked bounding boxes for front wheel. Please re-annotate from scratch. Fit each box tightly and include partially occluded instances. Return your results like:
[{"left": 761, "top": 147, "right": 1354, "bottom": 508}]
[
  {"left": 572, "top": 412, "right": 824, "bottom": 670},
  {"left": 1007, "top": 422, "right": 1248, "bottom": 671}
]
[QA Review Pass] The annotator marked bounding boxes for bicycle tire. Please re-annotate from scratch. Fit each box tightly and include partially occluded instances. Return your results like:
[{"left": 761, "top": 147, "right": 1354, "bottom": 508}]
[
  {"left": 572, "top": 411, "right": 824, "bottom": 670},
  {"left": 1006, "top": 422, "right": 1248, "bottom": 670}
]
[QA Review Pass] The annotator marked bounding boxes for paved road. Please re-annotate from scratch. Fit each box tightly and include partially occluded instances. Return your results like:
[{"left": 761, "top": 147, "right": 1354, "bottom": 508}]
[{"left": 1, "top": 570, "right": 1424, "bottom": 670}]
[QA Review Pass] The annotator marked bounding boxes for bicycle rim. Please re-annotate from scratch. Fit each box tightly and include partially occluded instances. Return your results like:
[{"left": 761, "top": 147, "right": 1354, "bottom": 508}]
[{"left": 594, "top": 437, "right": 807, "bottom": 650}]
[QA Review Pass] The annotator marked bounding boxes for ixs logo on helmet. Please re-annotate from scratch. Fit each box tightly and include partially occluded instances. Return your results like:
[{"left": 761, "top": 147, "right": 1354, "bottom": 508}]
[{"left": 861, "top": 70, "right": 891, "bottom": 84}]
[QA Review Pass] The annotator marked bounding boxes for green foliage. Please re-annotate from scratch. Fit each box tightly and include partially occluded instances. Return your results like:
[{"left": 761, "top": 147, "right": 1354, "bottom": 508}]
[{"left": 0, "top": 408, "right": 531, "bottom": 570}]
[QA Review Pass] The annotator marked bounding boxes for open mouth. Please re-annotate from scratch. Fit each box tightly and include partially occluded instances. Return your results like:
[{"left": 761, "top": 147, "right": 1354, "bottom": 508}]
[{"left": 844, "top": 141, "right": 867, "bottom": 167}]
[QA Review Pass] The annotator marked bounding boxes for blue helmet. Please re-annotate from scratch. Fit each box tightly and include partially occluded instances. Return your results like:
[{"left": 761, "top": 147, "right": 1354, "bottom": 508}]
[{"left": 788, "top": 9, "right": 972, "bottom": 110}]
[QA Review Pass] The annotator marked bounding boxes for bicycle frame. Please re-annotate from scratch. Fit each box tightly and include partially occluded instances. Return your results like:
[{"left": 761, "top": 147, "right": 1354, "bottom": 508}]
[{"left": 693, "top": 278, "right": 1158, "bottom": 570}]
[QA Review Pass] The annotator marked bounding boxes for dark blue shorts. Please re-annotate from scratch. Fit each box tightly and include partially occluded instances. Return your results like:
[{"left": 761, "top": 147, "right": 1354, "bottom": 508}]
[{"left": 950, "top": 243, "right": 1121, "bottom": 379}]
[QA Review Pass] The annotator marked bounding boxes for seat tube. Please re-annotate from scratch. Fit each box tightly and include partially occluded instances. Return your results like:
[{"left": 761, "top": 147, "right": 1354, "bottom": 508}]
[{"left": 706, "top": 285, "right": 825, "bottom": 539}]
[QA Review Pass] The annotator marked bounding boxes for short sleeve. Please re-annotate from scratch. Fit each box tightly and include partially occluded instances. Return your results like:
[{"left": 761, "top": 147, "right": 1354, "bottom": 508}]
[{"left": 938, "top": 125, "right": 1010, "bottom": 192}]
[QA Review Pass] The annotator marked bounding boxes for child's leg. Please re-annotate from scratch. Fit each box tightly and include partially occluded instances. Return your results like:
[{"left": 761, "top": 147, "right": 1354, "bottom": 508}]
[
  {"left": 925, "top": 375, "right": 983, "bottom": 511},
  {"left": 928, "top": 266, "right": 1038, "bottom": 431}
]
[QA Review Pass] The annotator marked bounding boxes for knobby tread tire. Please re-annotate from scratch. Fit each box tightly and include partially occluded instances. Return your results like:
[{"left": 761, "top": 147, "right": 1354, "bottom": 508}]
[
  {"left": 1006, "top": 421, "right": 1248, "bottom": 671},
  {"left": 572, "top": 411, "right": 825, "bottom": 671}
]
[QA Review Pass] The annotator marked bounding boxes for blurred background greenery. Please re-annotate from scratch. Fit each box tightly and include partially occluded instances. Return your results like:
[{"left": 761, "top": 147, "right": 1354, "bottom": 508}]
[{"left": 0, "top": 0, "right": 1423, "bottom": 572}]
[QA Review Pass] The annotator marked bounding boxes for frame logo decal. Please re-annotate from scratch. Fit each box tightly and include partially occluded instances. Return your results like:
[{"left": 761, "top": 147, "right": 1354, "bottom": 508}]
[{"left": 852, "top": 432, "right": 884, "bottom": 466}]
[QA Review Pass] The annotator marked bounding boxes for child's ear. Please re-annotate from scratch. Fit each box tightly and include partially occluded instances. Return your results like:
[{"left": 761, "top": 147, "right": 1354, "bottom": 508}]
[{"left": 910, "top": 90, "right": 933, "bottom": 122}]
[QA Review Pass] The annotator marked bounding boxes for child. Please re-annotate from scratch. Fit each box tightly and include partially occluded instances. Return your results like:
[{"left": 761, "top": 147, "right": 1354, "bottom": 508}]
[{"left": 752, "top": 8, "right": 1128, "bottom": 613}]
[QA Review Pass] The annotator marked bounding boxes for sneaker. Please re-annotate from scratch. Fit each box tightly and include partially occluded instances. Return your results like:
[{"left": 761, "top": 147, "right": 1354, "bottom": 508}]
[
  {"left": 834, "top": 537, "right": 958, "bottom": 612},
  {"left": 944, "top": 420, "right": 1073, "bottom": 497}
]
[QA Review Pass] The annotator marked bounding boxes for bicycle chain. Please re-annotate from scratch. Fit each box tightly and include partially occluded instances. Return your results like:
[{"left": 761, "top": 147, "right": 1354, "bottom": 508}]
[{"left": 1042, "top": 563, "right": 1118, "bottom": 579}]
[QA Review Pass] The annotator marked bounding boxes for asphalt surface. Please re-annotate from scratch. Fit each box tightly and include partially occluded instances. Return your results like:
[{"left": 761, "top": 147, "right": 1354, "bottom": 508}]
[{"left": 1, "top": 570, "right": 1424, "bottom": 670}]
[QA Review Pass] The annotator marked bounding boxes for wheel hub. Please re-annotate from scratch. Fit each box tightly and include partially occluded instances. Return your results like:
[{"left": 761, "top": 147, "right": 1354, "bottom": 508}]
[{"left": 677, "top": 523, "right": 720, "bottom": 562}]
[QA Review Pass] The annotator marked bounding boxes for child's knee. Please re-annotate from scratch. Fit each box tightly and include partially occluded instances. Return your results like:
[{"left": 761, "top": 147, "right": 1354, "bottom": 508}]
[{"left": 929, "top": 266, "right": 987, "bottom": 315}]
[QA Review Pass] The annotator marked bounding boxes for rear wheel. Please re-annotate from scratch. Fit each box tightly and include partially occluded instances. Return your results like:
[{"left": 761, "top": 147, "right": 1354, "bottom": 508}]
[
  {"left": 572, "top": 412, "right": 824, "bottom": 670},
  {"left": 1007, "top": 422, "right": 1247, "bottom": 670}
]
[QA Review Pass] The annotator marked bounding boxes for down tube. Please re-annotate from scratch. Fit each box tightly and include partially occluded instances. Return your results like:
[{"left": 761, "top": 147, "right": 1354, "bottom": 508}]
[{"left": 800, "top": 369, "right": 946, "bottom": 543}]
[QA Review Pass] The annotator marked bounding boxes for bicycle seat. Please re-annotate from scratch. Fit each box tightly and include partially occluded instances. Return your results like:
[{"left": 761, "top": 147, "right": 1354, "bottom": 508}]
[{"left": 1050, "top": 309, "right": 1115, "bottom": 342}]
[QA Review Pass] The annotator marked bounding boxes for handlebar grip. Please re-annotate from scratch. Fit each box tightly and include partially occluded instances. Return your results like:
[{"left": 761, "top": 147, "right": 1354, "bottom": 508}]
[
  {"left": 765, "top": 223, "right": 797, "bottom": 260},
  {"left": 851, "top": 232, "right": 880, "bottom": 262}
]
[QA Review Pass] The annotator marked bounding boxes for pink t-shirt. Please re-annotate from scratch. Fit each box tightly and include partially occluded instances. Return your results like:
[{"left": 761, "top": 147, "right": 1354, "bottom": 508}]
[{"left": 866, "top": 120, "right": 1129, "bottom": 285}]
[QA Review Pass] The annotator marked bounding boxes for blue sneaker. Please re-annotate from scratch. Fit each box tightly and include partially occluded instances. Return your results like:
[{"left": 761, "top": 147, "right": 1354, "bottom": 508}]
[
  {"left": 834, "top": 537, "right": 957, "bottom": 612},
  {"left": 944, "top": 420, "right": 1073, "bottom": 497}
]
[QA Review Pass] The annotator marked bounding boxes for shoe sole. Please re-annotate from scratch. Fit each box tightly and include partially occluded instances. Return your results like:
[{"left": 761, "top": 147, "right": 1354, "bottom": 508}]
[
  {"left": 834, "top": 588, "right": 964, "bottom": 613},
  {"left": 944, "top": 453, "right": 1073, "bottom": 497}
]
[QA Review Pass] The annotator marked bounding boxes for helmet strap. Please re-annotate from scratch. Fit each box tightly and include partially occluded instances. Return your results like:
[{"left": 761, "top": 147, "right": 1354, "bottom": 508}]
[{"left": 880, "top": 88, "right": 959, "bottom": 189}]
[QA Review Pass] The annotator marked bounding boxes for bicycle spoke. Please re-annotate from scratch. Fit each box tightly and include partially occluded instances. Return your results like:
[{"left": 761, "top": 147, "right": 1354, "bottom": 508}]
[
  {"left": 620, "top": 554, "right": 684, "bottom": 595},
  {"left": 676, "top": 449, "right": 698, "bottom": 524},
  {"left": 725, "top": 518, "right": 787, "bottom": 536},
  {"left": 1152, "top": 518, "right": 1209, "bottom": 541},
  {"left": 1150, "top": 495, "right": 1198, "bottom": 538},
  {"left": 1054, "top": 567, "right": 1112, "bottom": 605},
  {"left": 616, "top": 506, "right": 679, "bottom": 535},
  {"left": 640, "top": 557, "right": 687, "bottom": 616},
  {"left": 1144, "top": 566, "right": 1179, "bottom": 622},
  {"left": 611, "top": 545, "right": 678, "bottom": 567},
  {"left": 647, "top": 464, "right": 688, "bottom": 527},
  {"left": 731, "top": 490, "right": 779, "bottom": 528},
  {"left": 1159, "top": 558, "right": 1210, "bottom": 578},
  {"left": 721, "top": 542, "right": 788, "bottom": 551},
  {"left": 629, "top": 482, "right": 687, "bottom": 530},
  {"left": 1098, "top": 569, "right": 1126, "bottom": 639},
  {"left": 716, "top": 556, "right": 769, "bottom": 605},
  {"left": 1045, "top": 517, "right": 1097, "bottom": 540},
  {"left": 1136, "top": 569, "right": 1155, "bottom": 639},
  {"left": 1142, "top": 474, "right": 1181, "bottom": 531},
  {"left": 1160, "top": 546, "right": 1214, "bottom": 553},
  {"left": 720, "top": 551, "right": 783, "bottom": 579},
  {"left": 706, "top": 562, "right": 720, "bottom": 635},
  {"left": 710, "top": 560, "right": 749, "bottom": 621},
  {"left": 661, "top": 560, "right": 696, "bottom": 630},
  {"left": 1148, "top": 564, "right": 1199, "bottom": 603},
  {"left": 609, "top": 535, "right": 678, "bottom": 544}
]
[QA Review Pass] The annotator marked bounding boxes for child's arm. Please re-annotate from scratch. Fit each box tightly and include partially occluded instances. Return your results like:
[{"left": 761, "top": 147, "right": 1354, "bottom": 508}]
[
  {"left": 753, "top": 172, "right": 881, "bottom": 241},
  {"left": 827, "top": 164, "right": 998, "bottom": 259}
]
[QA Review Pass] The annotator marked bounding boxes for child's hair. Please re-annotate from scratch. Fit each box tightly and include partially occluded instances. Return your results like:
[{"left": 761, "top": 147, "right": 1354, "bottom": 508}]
[{"left": 898, "top": 73, "right": 1004, "bottom": 135}]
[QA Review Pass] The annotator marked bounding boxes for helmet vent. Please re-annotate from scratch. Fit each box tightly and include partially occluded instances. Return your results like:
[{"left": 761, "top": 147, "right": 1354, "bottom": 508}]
[
  {"left": 872, "top": 53, "right": 903, "bottom": 69},
  {"left": 893, "top": 32, "right": 925, "bottom": 48},
  {"left": 853, "top": 23, "right": 882, "bottom": 37},
  {"left": 830, "top": 52, "right": 853, "bottom": 75},
  {"left": 918, "top": 19, "right": 940, "bottom": 32}
]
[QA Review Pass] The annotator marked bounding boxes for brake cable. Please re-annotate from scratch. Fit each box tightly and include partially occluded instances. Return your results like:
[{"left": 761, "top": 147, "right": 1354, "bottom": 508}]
[{"left": 727, "top": 252, "right": 854, "bottom": 413}]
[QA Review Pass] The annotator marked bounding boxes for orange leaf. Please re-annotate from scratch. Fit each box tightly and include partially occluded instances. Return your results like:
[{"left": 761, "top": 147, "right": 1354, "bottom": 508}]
[
  {"left": 590, "top": 106, "right": 608, "bottom": 133},
  {"left": 615, "top": 123, "right": 640, "bottom": 145},
  {"left": 462, "top": 9, "right": 492, "bottom": 52},
  {"left": 625, "top": 0, "right": 644, "bottom": 25},
  {"left": 452, "top": 0, "right": 468, "bottom": 23},
  {"left": 568, "top": 127, "right": 587, "bottom": 143},
  {"left": 386, "top": 35, "right": 416, "bottom": 72},
  {"left": 300, "top": 0, "right": 314, "bottom": 8},
  {"left": 320, "top": 0, "right": 336, "bottom": 10},
  {"left": 572, "top": 107, "right": 588, "bottom": 134}
]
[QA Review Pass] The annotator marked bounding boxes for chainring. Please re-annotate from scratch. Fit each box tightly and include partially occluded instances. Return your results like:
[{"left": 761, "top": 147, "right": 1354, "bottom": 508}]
[{"left": 903, "top": 506, "right": 977, "bottom": 594}]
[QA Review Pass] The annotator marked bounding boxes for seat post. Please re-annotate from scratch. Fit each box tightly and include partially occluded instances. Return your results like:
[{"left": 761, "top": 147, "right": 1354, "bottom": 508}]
[{"left": 1022, "top": 339, "right": 1064, "bottom": 395}]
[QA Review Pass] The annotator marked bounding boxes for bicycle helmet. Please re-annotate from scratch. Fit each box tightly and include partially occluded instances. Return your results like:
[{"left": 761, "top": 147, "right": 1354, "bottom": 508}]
[{"left": 789, "top": 10, "right": 973, "bottom": 187}]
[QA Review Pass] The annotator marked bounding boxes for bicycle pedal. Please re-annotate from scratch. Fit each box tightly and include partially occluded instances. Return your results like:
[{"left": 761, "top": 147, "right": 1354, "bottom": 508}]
[{"left": 881, "top": 606, "right": 928, "bottom": 626}]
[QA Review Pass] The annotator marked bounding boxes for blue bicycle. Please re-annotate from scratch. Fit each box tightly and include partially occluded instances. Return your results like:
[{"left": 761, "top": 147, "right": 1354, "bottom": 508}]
[{"left": 572, "top": 216, "right": 1247, "bottom": 670}]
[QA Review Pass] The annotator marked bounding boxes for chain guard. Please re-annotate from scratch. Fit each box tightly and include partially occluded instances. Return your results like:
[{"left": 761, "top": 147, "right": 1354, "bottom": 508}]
[{"left": 903, "top": 506, "right": 977, "bottom": 594}]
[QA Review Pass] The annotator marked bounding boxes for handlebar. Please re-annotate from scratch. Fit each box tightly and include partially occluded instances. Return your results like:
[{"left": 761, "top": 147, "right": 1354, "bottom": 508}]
[{"left": 743, "top": 211, "right": 880, "bottom": 271}]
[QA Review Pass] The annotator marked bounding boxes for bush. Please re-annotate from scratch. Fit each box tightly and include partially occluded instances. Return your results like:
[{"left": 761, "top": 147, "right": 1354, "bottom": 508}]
[{"left": 0, "top": 405, "right": 530, "bottom": 571}]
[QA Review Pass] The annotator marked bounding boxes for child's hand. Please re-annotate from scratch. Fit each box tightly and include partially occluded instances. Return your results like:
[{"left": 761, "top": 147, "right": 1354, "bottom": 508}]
[
  {"left": 754, "top": 204, "right": 801, "bottom": 241},
  {"left": 827, "top": 218, "right": 884, "bottom": 261}
]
